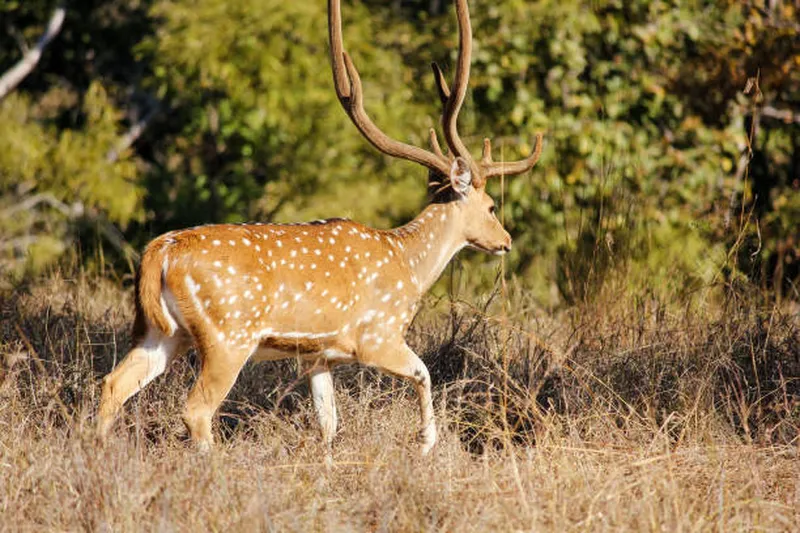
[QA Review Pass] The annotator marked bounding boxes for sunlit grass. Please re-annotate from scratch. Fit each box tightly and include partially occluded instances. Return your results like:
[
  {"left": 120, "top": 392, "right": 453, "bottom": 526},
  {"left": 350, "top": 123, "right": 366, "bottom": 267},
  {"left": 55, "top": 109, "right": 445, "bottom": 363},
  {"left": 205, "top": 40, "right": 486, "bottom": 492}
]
[{"left": 1, "top": 273, "right": 798, "bottom": 531}]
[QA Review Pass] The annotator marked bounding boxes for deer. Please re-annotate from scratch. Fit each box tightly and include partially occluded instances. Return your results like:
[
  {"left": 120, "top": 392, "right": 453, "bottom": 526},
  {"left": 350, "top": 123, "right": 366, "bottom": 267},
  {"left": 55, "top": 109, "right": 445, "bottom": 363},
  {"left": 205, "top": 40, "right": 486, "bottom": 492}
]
[{"left": 96, "top": 0, "right": 542, "bottom": 455}]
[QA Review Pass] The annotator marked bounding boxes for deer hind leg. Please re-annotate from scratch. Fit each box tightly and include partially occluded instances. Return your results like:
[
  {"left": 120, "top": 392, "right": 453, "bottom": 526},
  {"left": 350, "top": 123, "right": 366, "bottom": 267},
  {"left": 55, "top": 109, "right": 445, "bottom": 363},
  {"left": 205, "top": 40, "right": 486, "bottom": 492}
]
[
  {"left": 97, "top": 327, "right": 184, "bottom": 440},
  {"left": 362, "top": 342, "right": 436, "bottom": 455},
  {"left": 308, "top": 361, "right": 338, "bottom": 447},
  {"left": 182, "top": 340, "right": 253, "bottom": 451}
]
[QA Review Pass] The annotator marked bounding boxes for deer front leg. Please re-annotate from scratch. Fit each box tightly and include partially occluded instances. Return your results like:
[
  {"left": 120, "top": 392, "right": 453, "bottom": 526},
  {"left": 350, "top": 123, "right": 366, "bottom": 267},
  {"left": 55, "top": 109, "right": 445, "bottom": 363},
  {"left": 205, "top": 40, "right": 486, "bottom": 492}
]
[
  {"left": 308, "top": 361, "right": 338, "bottom": 447},
  {"left": 363, "top": 343, "right": 436, "bottom": 455}
]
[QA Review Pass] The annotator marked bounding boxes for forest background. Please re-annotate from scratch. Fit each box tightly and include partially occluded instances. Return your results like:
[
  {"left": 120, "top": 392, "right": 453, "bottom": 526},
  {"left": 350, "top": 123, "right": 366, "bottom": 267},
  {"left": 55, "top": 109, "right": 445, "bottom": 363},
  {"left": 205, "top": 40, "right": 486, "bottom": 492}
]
[{"left": 1, "top": 0, "right": 798, "bottom": 304}]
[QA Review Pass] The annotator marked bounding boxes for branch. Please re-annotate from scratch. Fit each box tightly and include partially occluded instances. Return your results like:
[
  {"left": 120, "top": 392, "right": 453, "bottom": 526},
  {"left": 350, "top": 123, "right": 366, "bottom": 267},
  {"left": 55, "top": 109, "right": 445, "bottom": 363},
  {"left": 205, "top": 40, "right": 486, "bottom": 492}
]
[
  {"left": 761, "top": 105, "right": 800, "bottom": 124},
  {"left": 0, "top": 6, "right": 66, "bottom": 101},
  {"left": 0, "top": 194, "right": 139, "bottom": 265},
  {"left": 106, "top": 104, "right": 160, "bottom": 162},
  {"left": 7, "top": 24, "right": 30, "bottom": 54},
  {"left": 0, "top": 192, "right": 79, "bottom": 219},
  {"left": 87, "top": 209, "right": 140, "bottom": 264},
  {"left": 0, "top": 235, "right": 42, "bottom": 252},
  {"left": 725, "top": 94, "right": 763, "bottom": 229}
]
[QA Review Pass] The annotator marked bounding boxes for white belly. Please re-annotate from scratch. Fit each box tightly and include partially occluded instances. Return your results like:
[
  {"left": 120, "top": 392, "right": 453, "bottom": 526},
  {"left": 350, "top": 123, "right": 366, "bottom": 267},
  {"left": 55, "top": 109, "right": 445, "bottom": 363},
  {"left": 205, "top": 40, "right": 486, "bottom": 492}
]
[
  {"left": 249, "top": 347, "right": 354, "bottom": 364},
  {"left": 250, "top": 347, "right": 296, "bottom": 362}
]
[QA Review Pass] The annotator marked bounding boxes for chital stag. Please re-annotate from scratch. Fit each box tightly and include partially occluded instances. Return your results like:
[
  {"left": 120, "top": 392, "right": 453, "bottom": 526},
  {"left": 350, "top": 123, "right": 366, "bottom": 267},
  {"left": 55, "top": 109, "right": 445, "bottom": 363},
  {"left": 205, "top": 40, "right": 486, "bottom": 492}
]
[{"left": 97, "top": 0, "right": 542, "bottom": 455}]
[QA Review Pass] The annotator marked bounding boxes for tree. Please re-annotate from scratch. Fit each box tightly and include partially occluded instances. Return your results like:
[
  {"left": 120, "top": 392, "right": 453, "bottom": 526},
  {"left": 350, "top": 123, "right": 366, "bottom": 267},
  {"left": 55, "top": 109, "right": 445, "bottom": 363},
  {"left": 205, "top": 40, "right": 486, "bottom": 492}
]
[{"left": 0, "top": 0, "right": 797, "bottom": 301}]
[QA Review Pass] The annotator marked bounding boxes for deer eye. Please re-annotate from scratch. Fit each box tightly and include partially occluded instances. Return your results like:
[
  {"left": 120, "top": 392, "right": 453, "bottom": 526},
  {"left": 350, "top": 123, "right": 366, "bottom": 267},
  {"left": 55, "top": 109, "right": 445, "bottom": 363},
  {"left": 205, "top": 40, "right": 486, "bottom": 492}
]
[{"left": 489, "top": 205, "right": 496, "bottom": 215}]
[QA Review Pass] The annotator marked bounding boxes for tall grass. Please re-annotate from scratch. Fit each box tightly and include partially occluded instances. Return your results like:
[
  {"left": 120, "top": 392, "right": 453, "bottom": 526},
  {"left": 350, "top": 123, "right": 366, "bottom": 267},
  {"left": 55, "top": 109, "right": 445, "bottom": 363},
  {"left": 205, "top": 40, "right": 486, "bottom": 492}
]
[{"left": 1, "top": 270, "right": 798, "bottom": 531}]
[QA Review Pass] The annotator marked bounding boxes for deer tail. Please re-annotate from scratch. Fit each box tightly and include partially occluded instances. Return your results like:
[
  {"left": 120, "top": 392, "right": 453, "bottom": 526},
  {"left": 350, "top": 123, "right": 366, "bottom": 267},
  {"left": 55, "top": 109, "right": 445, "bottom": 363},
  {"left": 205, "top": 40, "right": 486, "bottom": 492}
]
[{"left": 136, "top": 239, "right": 178, "bottom": 337}]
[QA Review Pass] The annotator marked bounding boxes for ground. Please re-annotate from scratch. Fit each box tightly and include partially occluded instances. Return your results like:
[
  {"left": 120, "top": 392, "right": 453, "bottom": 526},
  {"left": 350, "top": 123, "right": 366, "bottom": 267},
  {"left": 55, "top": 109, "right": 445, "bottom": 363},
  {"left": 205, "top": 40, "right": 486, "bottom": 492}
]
[{"left": 1, "top": 274, "right": 798, "bottom": 531}]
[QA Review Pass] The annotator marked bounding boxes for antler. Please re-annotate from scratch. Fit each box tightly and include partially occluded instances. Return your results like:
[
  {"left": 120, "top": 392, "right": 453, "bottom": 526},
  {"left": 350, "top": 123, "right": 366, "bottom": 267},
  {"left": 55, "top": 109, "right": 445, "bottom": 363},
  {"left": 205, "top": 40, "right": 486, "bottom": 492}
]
[
  {"left": 480, "top": 133, "right": 544, "bottom": 180},
  {"left": 330, "top": 0, "right": 543, "bottom": 186},
  {"left": 435, "top": 0, "right": 473, "bottom": 166},
  {"left": 328, "top": 0, "right": 451, "bottom": 177}
]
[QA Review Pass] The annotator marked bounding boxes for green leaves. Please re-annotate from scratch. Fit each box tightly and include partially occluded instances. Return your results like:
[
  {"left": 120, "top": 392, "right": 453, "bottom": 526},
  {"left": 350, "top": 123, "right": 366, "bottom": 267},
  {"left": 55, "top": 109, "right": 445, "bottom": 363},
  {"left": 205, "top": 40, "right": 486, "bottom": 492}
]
[
  {"left": 0, "top": 0, "right": 796, "bottom": 298},
  {"left": 0, "top": 83, "right": 143, "bottom": 277}
]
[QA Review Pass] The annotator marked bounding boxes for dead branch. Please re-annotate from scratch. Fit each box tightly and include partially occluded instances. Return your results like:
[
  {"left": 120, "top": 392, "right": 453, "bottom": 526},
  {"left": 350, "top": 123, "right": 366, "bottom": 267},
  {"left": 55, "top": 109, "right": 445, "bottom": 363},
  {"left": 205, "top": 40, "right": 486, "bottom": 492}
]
[
  {"left": 0, "top": 6, "right": 66, "bottom": 101},
  {"left": 761, "top": 105, "right": 800, "bottom": 124},
  {"left": 88, "top": 209, "right": 141, "bottom": 264},
  {"left": 106, "top": 104, "right": 160, "bottom": 163},
  {"left": 0, "top": 192, "right": 78, "bottom": 219},
  {"left": 0, "top": 235, "right": 43, "bottom": 252}
]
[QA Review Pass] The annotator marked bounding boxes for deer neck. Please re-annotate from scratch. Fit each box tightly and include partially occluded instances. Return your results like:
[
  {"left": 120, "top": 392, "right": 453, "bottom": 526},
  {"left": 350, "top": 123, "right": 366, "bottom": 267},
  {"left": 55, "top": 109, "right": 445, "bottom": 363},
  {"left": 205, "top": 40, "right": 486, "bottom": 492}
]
[{"left": 390, "top": 201, "right": 465, "bottom": 294}]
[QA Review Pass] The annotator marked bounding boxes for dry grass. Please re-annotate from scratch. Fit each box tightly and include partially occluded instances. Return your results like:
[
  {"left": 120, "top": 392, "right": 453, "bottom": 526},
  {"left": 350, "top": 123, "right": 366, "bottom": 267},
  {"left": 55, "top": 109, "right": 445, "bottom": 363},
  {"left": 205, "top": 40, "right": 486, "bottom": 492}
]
[{"left": 1, "top": 274, "right": 799, "bottom": 532}]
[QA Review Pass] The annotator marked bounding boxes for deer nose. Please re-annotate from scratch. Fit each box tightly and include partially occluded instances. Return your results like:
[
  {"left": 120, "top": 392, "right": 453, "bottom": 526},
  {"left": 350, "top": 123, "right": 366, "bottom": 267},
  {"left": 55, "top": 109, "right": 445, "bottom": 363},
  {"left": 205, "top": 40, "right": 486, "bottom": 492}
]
[{"left": 504, "top": 234, "right": 512, "bottom": 252}]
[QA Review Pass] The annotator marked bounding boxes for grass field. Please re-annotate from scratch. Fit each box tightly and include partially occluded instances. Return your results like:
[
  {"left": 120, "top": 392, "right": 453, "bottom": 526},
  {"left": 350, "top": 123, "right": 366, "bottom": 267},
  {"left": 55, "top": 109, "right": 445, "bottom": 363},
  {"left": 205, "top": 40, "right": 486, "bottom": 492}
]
[{"left": 1, "top": 273, "right": 798, "bottom": 531}]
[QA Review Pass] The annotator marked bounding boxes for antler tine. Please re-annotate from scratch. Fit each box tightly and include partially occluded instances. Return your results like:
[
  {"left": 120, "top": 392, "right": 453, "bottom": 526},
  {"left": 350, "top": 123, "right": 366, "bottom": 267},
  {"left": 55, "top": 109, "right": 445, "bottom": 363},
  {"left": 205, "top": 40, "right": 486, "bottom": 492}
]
[
  {"left": 431, "top": 62, "right": 450, "bottom": 106},
  {"left": 481, "top": 132, "right": 544, "bottom": 179},
  {"left": 481, "top": 138, "right": 492, "bottom": 164},
  {"left": 429, "top": 128, "right": 445, "bottom": 159},
  {"left": 440, "top": 0, "right": 474, "bottom": 165},
  {"left": 328, "top": 0, "right": 350, "bottom": 102},
  {"left": 328, "top": 0, "right": 451, "bottom": 177}
]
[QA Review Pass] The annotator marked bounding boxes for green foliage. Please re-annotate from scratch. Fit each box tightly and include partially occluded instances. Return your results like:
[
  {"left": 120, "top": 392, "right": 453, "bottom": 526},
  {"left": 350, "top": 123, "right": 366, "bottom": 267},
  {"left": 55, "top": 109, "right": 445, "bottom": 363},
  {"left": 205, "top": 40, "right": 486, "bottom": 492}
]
[
  {"left": 0, "top": 0, "right": 797, "bottom": 301},
  {"left": 138, "top": 0, "right": 433, "bottom": 230},
  {"left": 0, "top": 84, "right": 142, "bottom": 277},
  {"left": 454, "top": 0, "right": 798, "bottom": 301}
]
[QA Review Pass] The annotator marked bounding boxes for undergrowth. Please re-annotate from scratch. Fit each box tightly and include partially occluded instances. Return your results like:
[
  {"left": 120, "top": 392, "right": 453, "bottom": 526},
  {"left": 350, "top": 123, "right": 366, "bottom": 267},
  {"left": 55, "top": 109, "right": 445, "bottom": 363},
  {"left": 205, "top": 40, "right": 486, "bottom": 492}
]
[{"left": 0, "top": 273, "right": 798, "bottom": 531}]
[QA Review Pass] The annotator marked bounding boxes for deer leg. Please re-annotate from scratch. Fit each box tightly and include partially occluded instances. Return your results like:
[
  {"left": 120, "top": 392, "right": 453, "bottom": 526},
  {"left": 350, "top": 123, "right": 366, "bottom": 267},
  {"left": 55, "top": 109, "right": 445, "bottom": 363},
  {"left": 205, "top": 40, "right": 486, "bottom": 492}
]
[
  {"left": 364, "top": 343, "right": 436, "bottom": 455},
  {"left": 308, "top": 361, "right": 338, "bottom": 447},
  {"left": 182, "top": 342, "right": 253, "bottom": 451},
  {"left": 97, "top": 328, "right": 184, "bottom": 440}
]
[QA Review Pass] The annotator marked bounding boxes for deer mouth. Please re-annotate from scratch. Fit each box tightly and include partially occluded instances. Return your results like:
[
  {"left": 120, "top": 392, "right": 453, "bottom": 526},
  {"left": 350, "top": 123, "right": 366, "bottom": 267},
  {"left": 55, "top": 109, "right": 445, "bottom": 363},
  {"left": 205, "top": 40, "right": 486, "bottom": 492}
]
[{"left": 467, "top": 242, "right": 510, "bottom": 256}]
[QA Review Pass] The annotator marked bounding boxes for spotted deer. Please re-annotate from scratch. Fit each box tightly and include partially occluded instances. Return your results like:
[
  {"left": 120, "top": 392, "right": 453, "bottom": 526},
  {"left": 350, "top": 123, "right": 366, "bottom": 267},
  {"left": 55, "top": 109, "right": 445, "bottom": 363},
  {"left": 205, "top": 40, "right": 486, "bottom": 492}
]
[{"left": 96, "top": 0, "right": 542, "bottom": 455}]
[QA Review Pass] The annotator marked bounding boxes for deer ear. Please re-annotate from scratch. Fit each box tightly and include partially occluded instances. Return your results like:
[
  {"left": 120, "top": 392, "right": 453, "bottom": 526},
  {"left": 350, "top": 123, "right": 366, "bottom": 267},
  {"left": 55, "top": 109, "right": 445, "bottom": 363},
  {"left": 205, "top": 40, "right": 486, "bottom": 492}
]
[{"left": 449, "top": 157, "right": 472, "bottom": 196}]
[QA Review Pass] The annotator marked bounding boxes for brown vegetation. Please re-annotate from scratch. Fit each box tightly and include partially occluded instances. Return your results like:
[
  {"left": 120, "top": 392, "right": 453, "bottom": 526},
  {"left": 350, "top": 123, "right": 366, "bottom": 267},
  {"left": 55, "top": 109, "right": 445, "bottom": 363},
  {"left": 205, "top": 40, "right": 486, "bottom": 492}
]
[{"left": 1, "top": 274, "right": 798, "bottom": 531}]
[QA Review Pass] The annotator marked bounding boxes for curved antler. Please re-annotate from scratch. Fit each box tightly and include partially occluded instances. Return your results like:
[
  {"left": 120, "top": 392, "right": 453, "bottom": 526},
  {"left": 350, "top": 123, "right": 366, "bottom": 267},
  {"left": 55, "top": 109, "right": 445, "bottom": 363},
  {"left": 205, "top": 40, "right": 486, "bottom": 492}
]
[
  {"left": 437, "top": 0, "right": 473, "bottom": 165},
  {"left": 480, "top": 133, "right": 544, "bottom": 181},
  {"left": 330, "top": 0, "right": 544, "bottom": 186},
  {"left": 431, "top": 0, "right": 543, "bottom": 186},
  {"left": 328, "top": 0, "right": 451, "bottom": 177}
]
